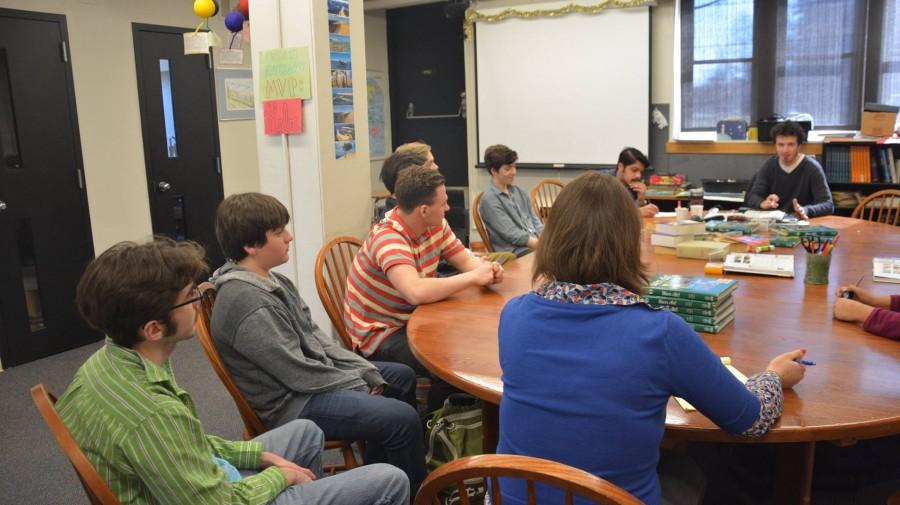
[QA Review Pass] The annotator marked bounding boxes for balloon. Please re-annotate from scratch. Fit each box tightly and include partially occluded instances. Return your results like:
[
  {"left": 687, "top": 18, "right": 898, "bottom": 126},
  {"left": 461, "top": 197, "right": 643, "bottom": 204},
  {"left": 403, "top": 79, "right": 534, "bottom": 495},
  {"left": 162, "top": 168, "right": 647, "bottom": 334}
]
[
  {"left": 193, "top": 0, "right": 216, "bottom": 18},
  {"left": 239, "top": 0, "right": 250, "bottom": 18},
  {"left": 224, "top": 11, "right": 245, "bottom": 32}
]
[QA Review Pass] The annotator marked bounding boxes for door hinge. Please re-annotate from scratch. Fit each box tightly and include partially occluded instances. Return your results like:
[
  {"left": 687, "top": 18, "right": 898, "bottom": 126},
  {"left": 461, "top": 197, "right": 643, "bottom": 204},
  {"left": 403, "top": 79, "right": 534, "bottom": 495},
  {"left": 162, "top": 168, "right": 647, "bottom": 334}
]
[
  {"left": 60, "top": 41, "right": 69, "bottom": 63},
  {"left": 76, "top": 169, "right": 84, "bottom": 189},
  {"left": 215, "top": 156, "right": 222, "bottom": 175}
]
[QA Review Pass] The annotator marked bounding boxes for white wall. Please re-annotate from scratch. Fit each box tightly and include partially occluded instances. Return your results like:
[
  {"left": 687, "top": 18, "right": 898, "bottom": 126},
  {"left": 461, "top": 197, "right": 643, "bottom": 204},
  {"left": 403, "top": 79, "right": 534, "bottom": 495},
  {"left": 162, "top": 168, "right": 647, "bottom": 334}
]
[
  {"left": 464, "top": 0, "right": 676, "bottom": 240},
  {"left": 252, "top": 0, "right": 373, "bottom": 334},
  {"left": 0, "top": 0, "right": 259, "bottom": 254}
]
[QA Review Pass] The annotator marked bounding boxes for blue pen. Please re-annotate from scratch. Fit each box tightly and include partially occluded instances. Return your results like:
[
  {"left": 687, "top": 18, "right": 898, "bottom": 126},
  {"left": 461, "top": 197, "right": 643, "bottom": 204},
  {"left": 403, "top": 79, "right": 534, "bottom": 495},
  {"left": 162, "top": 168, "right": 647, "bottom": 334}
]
[{"left": 794, "top": 359, "right": 816, "bottom": 366}]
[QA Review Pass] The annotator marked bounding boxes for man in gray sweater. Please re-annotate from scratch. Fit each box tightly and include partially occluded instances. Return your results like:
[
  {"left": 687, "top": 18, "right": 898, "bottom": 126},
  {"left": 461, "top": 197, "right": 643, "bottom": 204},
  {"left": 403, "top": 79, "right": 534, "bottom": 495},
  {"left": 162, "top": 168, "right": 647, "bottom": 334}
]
[
  {"left": 745, "top": 121, "right": 834, "bottom": 219},
  {"left": 210, "top": 192, "right": 426, "bottom": 496}
]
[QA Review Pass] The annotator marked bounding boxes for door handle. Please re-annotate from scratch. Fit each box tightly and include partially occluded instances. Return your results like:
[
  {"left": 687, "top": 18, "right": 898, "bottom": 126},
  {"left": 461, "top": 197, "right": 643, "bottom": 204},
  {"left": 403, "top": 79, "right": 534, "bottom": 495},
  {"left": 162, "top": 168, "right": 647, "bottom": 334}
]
[
  {"left": 0, "top": 200, "right": 6, "bottom": 211},
  {"left": 157, "top": 181, "right": 172, "bottom": 192}
]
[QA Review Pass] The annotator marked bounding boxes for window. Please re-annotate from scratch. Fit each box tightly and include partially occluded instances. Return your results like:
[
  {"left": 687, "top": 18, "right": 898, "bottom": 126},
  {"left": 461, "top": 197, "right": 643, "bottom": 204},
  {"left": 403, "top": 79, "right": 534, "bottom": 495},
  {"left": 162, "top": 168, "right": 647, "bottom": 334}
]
[
  {"left": 880, "top": 0, "right": 900, "bottom": 105},
  {"left": 680, "top": 0, "right": 897, "bottom": 133}
]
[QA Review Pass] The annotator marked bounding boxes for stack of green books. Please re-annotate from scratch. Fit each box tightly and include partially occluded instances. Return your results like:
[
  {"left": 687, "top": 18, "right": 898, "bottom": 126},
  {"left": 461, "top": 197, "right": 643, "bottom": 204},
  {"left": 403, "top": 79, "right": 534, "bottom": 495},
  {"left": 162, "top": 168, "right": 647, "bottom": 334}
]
[{"left": 646, "top": 274, "right": 739, "bottom": 333}]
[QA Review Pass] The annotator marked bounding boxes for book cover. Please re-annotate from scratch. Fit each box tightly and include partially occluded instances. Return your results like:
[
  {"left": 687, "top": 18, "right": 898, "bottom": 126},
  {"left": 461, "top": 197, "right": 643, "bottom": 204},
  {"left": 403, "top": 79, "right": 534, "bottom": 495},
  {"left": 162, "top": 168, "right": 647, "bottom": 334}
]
[
  {"left": 651, "top": 233, "right": 694, "bottom": 248},
  {"left": 667, "top": 302, "right": 736, "bottom": 326},
  {"left": 724, "top": 253, "right": 795, "bottom": 278},
  {"left": 645, "top": 294, "right": 732, "bottom": 310},
  {"left": 655, "top": 220, "right": 707, "bottom": 236},
  {"left": 647, "top": 274, "right": 738, "bottom": 302},
  {"left": 675, "top": 240, "right": 732, "bottom": 260},
  {"left": 689, "top": 311, "right": 735, "bottom": 334}
]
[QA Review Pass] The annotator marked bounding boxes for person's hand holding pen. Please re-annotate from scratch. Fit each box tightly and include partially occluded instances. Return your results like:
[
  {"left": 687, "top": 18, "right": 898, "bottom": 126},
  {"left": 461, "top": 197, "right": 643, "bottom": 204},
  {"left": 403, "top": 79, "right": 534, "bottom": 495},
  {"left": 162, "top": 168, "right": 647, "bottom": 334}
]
[
  {"left": 490, "top": 261, "right": 504, "bottom": 284},
  {"left": 765, "top": 348, "right": 807, "bottom": 389},
  {"left": 834, "top": 283, "right": 891, "bottom": 324}
]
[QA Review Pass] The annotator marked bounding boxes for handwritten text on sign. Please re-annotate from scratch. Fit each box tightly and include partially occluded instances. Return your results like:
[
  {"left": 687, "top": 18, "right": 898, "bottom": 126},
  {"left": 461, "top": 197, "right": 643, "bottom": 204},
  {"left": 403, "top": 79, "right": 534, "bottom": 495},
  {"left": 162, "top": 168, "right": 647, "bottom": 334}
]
[
  {"left": 259, "top": 47, "right": 311, "bottom": 100},
  {"left": 264, "top": 98, "right": 303, "bottom": 135}
]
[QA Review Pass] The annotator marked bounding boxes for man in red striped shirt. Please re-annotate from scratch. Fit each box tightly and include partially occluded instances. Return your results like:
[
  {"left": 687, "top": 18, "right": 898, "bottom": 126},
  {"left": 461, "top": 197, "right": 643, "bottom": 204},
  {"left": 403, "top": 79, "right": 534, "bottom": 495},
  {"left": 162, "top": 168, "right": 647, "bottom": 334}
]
[{"left": 345, "top": 166, "right": 503, "bottom": 409}]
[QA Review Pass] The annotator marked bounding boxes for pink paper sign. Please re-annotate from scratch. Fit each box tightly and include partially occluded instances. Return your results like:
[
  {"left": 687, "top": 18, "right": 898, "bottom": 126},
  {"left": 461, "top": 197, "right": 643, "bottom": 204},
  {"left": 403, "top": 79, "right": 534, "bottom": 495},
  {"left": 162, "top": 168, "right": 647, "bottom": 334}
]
[{"left": 264, "top": 99, "right": 302, "bottom": 135}]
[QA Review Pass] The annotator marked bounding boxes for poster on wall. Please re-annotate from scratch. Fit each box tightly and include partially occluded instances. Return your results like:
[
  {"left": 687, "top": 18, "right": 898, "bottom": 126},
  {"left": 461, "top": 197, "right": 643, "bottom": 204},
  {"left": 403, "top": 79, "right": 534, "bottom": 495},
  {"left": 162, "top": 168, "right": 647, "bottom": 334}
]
[
  {"left": 328, "top": 0, "right": 355, "bottom": 159},
  {"left": 367, "top": 70, "right": 387, "bottom": 160},
  {"left": 214, "top": 68, "right": 254, "bottom": 121},
  {"left": 259, "top": 47, "right": 311, "bottom": 136}
]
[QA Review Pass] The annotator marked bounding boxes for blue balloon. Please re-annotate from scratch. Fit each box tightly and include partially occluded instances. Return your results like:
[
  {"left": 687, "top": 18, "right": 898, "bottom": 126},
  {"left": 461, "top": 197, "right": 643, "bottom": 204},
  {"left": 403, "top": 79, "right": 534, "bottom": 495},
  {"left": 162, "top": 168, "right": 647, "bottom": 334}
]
[{"left": 225, "top": 11, "right": 245, "bottom": 32}]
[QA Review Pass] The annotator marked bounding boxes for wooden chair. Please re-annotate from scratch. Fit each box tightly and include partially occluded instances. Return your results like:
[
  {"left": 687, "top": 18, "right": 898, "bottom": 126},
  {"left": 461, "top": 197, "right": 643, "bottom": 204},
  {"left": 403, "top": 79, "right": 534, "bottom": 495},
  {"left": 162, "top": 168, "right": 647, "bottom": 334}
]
[
  {"left": 31, "top": 384, "right": 122, "bottom": 505},
  {"left": 413, "top": 454, "right": 642, "bottom": 505},
  {"left": 530, "top": 179, "right": 565, "bottom": 224},
  {"left": 851, "top": 189, "right": 900, "bottom": 226},
  {"left": 471, "top": 192, "right": 495, "bottom": 253},
  {"left": 314, "top": 236, "right": 363, "bottom": 350},
  {"left": 314, "top": 238, "right": 431, "bottom": 404},
  {"left": 194, "top": 283, "right": 360, "bottom": 471}
]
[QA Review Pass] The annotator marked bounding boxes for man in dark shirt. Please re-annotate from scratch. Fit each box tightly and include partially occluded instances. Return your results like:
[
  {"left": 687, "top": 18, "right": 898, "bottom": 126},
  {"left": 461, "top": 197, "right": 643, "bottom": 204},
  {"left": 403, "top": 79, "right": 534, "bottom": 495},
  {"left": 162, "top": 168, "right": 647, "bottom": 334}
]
[{"left": 745, "top": 121, "right": 834, "bottom": 219}]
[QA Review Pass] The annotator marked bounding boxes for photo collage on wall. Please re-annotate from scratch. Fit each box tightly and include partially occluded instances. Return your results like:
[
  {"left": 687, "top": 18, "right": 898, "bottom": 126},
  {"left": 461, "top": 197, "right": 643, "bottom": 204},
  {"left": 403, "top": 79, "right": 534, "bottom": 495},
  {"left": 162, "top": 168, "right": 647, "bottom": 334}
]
[{"left": 328, "top": 0, "right": 355, "bottom": 159}]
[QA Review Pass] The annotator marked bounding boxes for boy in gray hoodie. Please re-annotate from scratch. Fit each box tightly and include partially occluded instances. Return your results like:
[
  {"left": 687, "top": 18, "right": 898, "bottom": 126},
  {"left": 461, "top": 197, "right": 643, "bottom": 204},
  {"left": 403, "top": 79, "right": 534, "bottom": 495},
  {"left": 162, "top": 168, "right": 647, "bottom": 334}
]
[{"left": 210, "top": 192, "right": 426, "bottom": 496}]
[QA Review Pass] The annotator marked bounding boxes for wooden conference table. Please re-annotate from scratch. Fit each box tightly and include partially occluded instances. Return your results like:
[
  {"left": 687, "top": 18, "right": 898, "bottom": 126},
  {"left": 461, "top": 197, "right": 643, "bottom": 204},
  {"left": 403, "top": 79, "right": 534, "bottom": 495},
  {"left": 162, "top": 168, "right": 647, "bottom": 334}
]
[{"left": 407, "top": 216, "right": 900, "bottom": 504}]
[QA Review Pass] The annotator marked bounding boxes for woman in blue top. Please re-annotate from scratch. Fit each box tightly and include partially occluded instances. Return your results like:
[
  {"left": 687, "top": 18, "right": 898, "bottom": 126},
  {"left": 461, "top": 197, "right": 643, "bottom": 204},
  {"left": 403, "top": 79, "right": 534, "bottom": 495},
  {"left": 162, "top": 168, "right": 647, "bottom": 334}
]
[{"left": 496, "top": 172, "right": 807, "bottom": 505}]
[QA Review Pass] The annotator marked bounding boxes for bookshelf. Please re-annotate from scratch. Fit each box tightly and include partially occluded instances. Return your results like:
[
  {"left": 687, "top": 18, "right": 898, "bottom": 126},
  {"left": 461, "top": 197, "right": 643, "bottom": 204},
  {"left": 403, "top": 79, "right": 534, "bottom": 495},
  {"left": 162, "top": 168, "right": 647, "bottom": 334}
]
[{"left": 821, "top": 140, "right": 900, "bottom": 216}]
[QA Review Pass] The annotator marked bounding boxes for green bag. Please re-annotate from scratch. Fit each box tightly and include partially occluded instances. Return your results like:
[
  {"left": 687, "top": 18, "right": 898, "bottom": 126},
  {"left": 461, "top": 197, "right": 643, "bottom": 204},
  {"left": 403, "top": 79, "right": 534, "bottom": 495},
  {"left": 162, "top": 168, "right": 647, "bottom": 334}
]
[{"left": 424, "top": 394, "right": 486, "bottom": 505}]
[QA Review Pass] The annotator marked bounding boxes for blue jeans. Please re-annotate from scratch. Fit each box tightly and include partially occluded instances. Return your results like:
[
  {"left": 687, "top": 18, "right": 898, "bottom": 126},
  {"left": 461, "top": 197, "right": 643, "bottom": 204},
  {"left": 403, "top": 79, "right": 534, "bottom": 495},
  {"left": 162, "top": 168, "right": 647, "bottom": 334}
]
[
  {"left": 299, "top": 361, "right": 426, "bottom": 497},
  {"left": 244, "top": 420, "right": 409, "bottom": 505}
]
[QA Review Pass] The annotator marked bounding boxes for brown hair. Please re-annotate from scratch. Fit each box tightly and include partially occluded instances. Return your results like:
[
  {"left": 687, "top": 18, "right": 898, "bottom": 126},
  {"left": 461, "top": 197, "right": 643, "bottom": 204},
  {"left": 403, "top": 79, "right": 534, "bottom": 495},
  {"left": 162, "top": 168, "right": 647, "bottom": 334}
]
[
  {"left": 484, "top": 144, "right": 518, "bottom": 174},
  {"left": 395, "top": 141, "right": 431, "bottom": 158},
  {"left": 76, "top": 237, "right": 207, "bottom": 348},
  {"left": 394, "top": 166, "right": 446, "bottom": 213},
  {"left": 533, "top": 172, "right": 647, "bottom": 293},
  {"left": 771, "top": 121, "right": 806, "bottom": 144},
  {"left": 379, "top": 150, "right": 427, "bottom": 194},
  {"left": 215, "top": 193, "right": 290, "bottom": 261}
]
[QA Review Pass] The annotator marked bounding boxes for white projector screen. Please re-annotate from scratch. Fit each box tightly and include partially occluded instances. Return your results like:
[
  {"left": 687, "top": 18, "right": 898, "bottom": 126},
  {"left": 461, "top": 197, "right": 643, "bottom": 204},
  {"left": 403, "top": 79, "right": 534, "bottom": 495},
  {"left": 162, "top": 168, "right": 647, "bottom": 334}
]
[{"left": 475, "top": 3, "right": 650, "bottom": 167}]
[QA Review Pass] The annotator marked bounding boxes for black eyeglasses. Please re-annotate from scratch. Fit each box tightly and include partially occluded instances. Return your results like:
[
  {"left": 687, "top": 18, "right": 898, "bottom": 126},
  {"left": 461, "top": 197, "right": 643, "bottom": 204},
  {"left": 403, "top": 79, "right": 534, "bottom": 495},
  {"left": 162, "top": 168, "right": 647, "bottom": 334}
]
[{"left": 168, "top": 287, "right": 204, "bottom": 311}]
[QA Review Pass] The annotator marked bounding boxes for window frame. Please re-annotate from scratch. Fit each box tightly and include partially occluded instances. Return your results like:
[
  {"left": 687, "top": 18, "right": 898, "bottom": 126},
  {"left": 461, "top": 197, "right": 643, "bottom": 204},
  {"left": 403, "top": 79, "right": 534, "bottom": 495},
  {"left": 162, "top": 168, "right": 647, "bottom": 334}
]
[{"left": 675, "top": 0, "right": 893, "bottom": 137}]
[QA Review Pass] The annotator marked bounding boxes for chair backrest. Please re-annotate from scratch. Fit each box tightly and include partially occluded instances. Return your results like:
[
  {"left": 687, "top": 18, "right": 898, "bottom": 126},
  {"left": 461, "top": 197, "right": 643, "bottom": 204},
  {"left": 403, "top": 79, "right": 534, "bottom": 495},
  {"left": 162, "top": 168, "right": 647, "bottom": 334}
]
[
  {"left": 314, "top": 236, "right": 364, "bottom": 350},
  {"left": 851, "top": 189, "right": 900, "bottom": 226},
  {"left": 194, "top": 282, "right": 267, "bottom": 439},
  {"left": 413, "top": 454, "right": 641, "bottom": 505},
  {"left": 471, "top": 192, "right": 494, "bottom": 253},
  {"left": 530, "top": 179, "right": 565, "bottom": 224},
  {"left": 31, "top": 384, "right": 122, "bottom": 505}
]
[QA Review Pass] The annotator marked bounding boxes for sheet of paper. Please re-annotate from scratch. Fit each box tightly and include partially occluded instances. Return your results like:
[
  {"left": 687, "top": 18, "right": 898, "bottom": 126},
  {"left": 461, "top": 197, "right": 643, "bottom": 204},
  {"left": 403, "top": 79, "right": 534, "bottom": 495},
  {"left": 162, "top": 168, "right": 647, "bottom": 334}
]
[
  {"left": 263, "top": 98, "right": 302, "bottom": 135},
  {"left": 743, "top": 209, "right": 786, "bottom": 220},
  {"left": 260, "top": 47, "right": 311, "bottom": 100},
  {"left": 183, "top": 32, "right": 210, "bottom": 55}
]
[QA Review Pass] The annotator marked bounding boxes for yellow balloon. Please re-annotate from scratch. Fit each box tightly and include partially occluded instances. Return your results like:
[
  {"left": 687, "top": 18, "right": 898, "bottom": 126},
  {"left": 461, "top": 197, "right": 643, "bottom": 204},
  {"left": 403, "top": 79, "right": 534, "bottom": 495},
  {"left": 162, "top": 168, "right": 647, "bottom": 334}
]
[{"left": 193, "top": 0, "right": 216, "bottom": 18}]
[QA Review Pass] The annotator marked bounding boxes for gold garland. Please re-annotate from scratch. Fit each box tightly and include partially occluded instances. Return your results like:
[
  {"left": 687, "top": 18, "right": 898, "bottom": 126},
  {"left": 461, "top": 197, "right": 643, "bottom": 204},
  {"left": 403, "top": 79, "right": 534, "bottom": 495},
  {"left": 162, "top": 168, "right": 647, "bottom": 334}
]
[{"left": 464, "top": 1, "right": 656, "bottom": 39}]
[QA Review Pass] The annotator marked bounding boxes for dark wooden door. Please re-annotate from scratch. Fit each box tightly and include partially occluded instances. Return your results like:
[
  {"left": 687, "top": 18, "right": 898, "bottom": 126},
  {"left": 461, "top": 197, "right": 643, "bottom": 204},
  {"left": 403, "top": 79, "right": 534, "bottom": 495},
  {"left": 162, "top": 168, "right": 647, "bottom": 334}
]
[
  {"left": 0, "top": 8, "right": 99, "bottom": 367},
  {"left": 387, "top": 3, "right": 468, "bottom": 188},
  {"left": 133, "top": 24, "right": 225, "bottom": 271}
]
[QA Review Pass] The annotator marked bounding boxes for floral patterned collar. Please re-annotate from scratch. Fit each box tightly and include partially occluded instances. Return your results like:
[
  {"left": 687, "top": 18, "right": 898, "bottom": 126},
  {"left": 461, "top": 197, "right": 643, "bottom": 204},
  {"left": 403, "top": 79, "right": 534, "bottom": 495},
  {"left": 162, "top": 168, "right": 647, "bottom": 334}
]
[{"left": 535, "top": 280, "right": 646, "bottom": 306}]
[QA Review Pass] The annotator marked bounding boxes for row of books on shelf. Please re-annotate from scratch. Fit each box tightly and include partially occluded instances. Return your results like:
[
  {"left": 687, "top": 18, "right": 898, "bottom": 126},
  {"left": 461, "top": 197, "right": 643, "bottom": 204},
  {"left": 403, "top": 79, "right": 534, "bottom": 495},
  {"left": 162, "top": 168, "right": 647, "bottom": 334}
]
[{"left": 823, "top": 144, "right": 898, "bottom": 183}]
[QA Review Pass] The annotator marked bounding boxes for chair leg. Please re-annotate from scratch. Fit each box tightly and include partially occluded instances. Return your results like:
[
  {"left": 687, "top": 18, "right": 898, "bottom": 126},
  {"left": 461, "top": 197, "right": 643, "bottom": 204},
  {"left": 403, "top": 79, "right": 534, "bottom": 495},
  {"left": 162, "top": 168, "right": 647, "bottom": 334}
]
[{"left": 342, "top": 444, "right": 359, "bottom": 469}]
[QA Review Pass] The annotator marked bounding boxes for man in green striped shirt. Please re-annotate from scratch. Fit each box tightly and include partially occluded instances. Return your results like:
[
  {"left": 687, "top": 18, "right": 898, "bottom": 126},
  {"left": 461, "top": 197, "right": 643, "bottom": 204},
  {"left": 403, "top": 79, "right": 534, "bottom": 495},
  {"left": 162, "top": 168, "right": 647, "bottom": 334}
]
[{"left": 55, "top": 237, "right": 408, "bottom": 505}]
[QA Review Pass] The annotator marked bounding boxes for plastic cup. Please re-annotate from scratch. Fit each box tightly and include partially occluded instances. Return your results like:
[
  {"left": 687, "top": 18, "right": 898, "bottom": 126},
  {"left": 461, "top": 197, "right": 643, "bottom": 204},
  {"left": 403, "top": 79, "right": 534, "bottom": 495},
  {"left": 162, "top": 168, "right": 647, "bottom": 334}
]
[
  {"left": 804, "top": 252, "right": 831, "bottom": 285},
  {"left": 690, "top": 204, "right": 704, "bottom": 218},
  {"left": 676, "top": 207, "right": 690, "bottom": 221}
]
